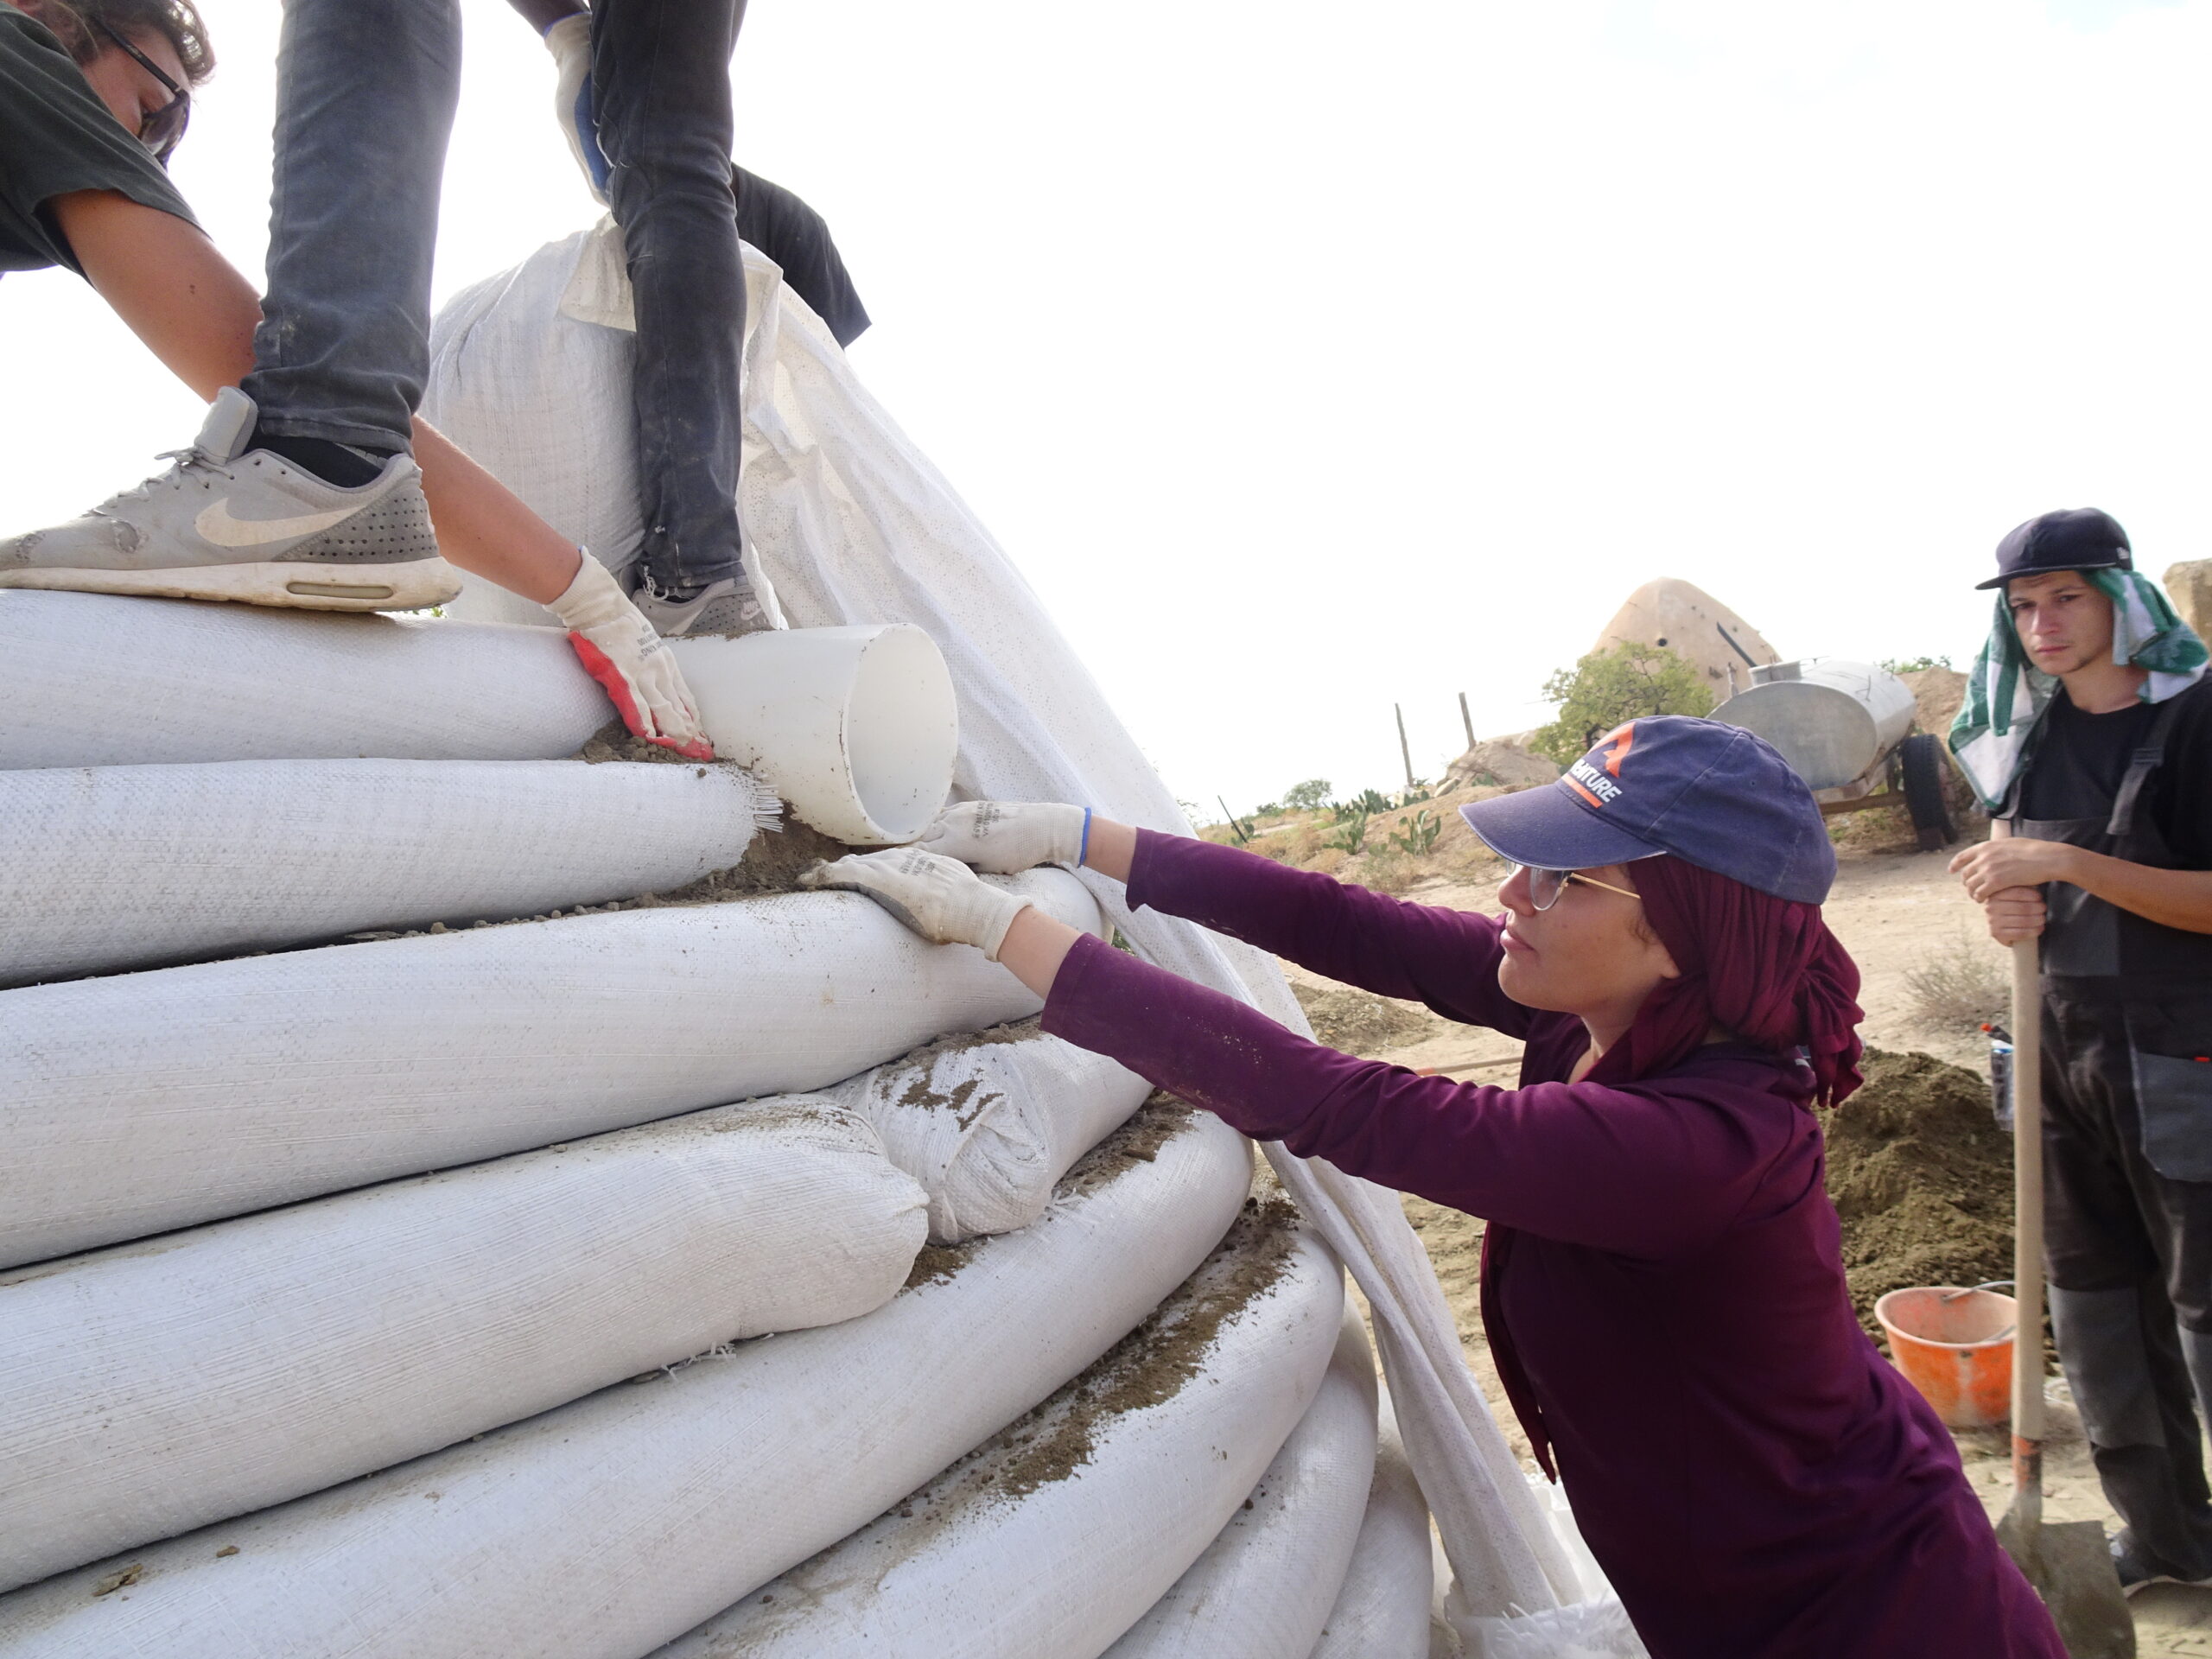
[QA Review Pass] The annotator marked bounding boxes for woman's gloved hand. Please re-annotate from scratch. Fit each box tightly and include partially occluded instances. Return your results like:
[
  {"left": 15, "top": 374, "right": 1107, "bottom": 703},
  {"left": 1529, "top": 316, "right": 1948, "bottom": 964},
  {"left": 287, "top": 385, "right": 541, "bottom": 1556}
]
[
  {"left": 546, "top": 554, "right": 714, "bottom": 760},
  {"left": 916, "top": 801, "right": 1090, "bottom": 874},
  {"left": 800, "top": 849, "right": 1036, "bottom": 961}
]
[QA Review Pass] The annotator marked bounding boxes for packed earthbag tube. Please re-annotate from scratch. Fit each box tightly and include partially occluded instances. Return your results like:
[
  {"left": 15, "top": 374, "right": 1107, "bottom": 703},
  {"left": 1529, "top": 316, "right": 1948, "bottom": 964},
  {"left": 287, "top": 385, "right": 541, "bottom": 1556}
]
[
  {"left": 0, "top": 1100, "right": 927, "bottom": 1595},
  {"left": 650, "top": 1205, "right": 1345, "bottom": 1659},
  {"left": 0, "top": 590, "right": 957, "bottom": 843},
  {"left": 0, "top": 756, "right": 778, "bottom": 985},
  {"left": 1100, "top": 1306, "right": 1381, "bottom": 1659},
  {"left": 0, "top": 1108, "right": 1253, "bottom": 1659},
  {"left": 0, "top": 868, "right": 1103, "bottom": 1269}
]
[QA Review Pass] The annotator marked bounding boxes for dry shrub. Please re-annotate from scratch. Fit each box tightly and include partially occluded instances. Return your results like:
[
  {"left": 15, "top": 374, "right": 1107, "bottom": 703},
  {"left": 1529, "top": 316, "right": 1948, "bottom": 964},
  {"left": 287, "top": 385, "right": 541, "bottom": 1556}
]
[{"left": 1904, "top": 935, "right": 2008, "bottom": 1035}]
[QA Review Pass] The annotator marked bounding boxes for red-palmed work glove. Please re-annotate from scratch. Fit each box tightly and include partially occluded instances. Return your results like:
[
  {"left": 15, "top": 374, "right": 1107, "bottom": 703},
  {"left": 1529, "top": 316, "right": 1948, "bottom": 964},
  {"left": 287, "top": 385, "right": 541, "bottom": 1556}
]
[
  {"left": 545, "top": 555, "right": 713, "bottom": 760},
  {"left": 799, "top": 849, "right": 1035, "bottom": 961},
  {"left": 914, "top": 801, "right": 1090, "bottom": 874}
]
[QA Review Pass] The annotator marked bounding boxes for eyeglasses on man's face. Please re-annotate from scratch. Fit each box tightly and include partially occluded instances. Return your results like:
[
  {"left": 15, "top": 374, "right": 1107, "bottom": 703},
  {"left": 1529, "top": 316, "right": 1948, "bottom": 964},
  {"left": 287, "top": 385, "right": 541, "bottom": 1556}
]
[{"left": 95, "top": 20, "right": 189, "bottom": 164}]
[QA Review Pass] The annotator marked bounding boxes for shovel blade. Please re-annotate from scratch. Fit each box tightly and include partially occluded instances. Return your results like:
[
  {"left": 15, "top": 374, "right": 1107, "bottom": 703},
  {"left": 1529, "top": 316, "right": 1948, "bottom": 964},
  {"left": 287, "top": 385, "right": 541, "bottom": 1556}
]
[{"left": 1998, "top": 1515, "right": 2135, "bottom": 1658}]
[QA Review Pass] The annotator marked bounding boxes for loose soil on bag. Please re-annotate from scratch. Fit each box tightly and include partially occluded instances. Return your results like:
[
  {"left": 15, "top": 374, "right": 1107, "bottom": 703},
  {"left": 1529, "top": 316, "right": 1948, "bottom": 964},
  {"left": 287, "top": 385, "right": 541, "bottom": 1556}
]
[
  {"left": 572, "top": 718, "right": 723, "bottom": 766},
  {"left": 335, "top": 815, "right": 855, "bottom": 947},
  {"left": 1816, "top": 1046, "right": 2015, "bottom": 1343},
  {"left": 898, "top": 1095, "right": 1204, "bottom": 1294},
  {"left": 982, "top": 1192, "right": 1300, "bottom": 1500}
]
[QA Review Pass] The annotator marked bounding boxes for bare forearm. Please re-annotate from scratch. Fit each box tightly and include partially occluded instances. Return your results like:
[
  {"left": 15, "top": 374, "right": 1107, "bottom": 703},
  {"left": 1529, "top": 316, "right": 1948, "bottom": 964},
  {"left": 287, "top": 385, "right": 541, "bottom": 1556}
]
[
  {"left": 410, "top": 421, "right": 582, "bottom": 605},
  {"left": 1081, "top": 817, "right": 1138, "bottom": 882},
  {"left": 2058, "top": 846, "right": 2212, "bottom": 934},
  {"left": 996, "top": 906, "right": 1084, "bottom": 999}
]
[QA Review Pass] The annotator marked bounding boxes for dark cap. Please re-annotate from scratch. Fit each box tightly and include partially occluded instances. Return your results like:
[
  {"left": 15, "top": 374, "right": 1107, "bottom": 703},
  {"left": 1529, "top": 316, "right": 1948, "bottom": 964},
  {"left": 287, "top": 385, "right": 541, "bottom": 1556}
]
[
  {"left": 1975, "top": 507, "right": 2132, "bottom": 591},
  {"left": 1457, "top": 715, "right": 1835, "bottom": 904}
]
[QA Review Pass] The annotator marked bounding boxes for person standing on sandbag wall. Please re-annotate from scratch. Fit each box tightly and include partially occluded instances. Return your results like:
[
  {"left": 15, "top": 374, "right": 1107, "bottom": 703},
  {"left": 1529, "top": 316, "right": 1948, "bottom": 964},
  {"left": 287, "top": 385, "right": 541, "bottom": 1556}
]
[
  {"left": 0, "top": 0, "right": 712, "bottom": 756},
  {"left": 504, "top": 0, "right": 869, "bottom": 638},
  {"left": 1949, "top": 507, "right": 2212, "bottom": 1596}
]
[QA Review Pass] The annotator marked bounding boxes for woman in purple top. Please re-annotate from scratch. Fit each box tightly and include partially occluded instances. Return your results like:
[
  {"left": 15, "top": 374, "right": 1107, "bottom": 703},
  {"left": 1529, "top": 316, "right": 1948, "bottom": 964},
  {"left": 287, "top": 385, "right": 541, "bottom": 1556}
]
[{"left": 807, "top": 716, "right": 2066, "bottom": 1657}]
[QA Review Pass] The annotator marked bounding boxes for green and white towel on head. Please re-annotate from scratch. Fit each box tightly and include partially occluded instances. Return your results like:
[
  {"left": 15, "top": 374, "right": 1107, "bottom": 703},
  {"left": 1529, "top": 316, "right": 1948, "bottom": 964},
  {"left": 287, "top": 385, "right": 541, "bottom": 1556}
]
[{"left": 1948, "top": 568, "right": 2207, "bottom": 810}]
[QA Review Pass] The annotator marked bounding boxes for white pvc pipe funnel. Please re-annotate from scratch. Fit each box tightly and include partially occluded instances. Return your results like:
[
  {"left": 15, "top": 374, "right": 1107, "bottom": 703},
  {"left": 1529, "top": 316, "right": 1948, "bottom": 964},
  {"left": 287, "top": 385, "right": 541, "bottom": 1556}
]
[{"left": 665, "top": 625, "right": 957, "bottom": 844}]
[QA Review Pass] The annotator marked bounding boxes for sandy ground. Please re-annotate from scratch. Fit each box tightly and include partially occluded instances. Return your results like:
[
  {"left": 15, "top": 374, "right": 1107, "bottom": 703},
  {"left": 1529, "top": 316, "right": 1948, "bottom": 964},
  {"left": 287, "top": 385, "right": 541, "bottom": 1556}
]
[{"left": 1306, "top": 837, "right": 2212, "bottom": 1652}]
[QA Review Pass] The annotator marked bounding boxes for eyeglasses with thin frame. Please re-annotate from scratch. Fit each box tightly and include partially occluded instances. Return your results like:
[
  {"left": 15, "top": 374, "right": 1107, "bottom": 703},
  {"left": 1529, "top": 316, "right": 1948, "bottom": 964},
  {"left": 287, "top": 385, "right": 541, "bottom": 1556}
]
[
  {"left": 94, "top": 20, "right": 189, "bottom": 164},
  {"left": 1517, "top": 864, "right": 1643, "bottom": 912}
]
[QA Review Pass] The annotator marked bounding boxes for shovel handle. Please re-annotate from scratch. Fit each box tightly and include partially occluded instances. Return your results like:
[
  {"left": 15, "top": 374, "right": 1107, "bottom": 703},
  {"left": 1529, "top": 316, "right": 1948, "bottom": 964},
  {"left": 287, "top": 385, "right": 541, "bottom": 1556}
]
[{"left": 2011, "top": 933, "right": 2046, "bottom": 1510}]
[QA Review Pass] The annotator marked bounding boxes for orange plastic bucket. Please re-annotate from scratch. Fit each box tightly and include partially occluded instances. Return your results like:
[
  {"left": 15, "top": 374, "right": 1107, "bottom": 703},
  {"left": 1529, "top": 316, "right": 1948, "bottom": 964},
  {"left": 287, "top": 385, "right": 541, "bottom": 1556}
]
[{"left": 1874, "top": 1287, "right": 2015, "bottom": 1428}]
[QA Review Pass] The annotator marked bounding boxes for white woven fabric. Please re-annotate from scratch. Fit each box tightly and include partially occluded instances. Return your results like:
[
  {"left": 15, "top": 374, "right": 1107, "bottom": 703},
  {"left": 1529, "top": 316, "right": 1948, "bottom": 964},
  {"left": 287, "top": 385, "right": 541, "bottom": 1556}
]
[
  {"left": 651, "top": 1215, "right": 1344, "bottom": 1659},
  {"left": 0, "top": 1108, "right": 1250, "bottom": 1659},
  {"left": 827, "top": 1022, "right": 1150, "bottom": 1243},
  {"left": 0, "top": 870, "right": 1099, "bottom": 1269},
  {"left": 1101, "top": 1306, "right": 1378, "bottom": 1659},
  {"left": 423, "top": 231, "right": 1571, "bottom": 1612},
  {"left": 0, "top": 758, "right": 774, "bottom": 986},
  {"left": 1310, "top": 1390, "right": 1435, "bottom": 1659},
  {"left": 0, "top": 591, "right": 608, "bottom": 769},
  {"left": 0, "top": 1098, "right": 925, "bottom": 1594}
]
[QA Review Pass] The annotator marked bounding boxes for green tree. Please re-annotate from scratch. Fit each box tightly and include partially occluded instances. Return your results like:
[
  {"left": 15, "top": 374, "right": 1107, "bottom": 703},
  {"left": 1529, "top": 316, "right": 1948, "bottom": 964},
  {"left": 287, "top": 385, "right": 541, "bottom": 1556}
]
[
  {"left": 1530, "top": 642, "right": 1715, "bottom": 766},
  {"left": 1281, "top": 778, "right": 1332, "bottom": 812}
]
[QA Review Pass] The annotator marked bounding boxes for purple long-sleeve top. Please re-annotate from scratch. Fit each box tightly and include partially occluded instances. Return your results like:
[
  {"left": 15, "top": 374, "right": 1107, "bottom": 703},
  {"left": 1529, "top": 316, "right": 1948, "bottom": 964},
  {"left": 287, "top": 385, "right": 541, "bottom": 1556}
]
[{"left": 1041, "top": 832, "right": 2063, "bottom": 1659}]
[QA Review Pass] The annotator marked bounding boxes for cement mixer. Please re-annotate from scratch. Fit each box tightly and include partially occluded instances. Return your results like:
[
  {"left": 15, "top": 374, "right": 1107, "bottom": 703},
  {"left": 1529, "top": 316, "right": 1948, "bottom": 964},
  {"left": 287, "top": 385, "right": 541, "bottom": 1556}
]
[{"left": 1711, "top": 659, "right": 1956, "bottom": 852}]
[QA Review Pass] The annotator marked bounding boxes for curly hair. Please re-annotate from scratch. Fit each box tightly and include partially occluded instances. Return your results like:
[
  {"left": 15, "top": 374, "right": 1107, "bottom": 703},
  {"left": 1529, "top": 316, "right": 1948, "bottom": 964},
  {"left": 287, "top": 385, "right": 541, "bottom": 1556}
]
[{"left": 16, "top": 0, "right": 215, "bottom": 85}]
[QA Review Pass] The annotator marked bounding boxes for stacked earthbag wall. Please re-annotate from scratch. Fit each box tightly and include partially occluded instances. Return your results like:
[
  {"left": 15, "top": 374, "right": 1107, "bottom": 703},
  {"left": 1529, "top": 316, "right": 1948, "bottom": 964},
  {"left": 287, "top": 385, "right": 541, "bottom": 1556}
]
[
  {"left": 425, "top": 223, "right": 1583, "bottom": 1621},
  {"left": 0, "top": 861, "right": 1097, "bottom": 1269},
  {"left": 0, "top": 583, "right": 1350, "bottom": 1658},
  {"left": 0, "top": 1108, "right": 1255, "bottom": 1657}
]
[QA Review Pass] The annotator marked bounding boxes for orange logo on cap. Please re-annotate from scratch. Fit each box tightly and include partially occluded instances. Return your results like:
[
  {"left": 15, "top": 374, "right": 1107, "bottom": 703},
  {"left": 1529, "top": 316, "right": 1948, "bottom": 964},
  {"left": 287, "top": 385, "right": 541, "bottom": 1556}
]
[{"left": 1599, "top": 722, "right": 1636, "bottom": 777}]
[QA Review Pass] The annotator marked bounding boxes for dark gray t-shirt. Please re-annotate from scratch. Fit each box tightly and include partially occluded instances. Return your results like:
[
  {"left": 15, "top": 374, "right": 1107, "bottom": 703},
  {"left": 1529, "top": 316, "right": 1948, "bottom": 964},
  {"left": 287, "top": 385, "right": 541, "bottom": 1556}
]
[{"left": 0, "top": 3, "right": 198, "bottom": 276}]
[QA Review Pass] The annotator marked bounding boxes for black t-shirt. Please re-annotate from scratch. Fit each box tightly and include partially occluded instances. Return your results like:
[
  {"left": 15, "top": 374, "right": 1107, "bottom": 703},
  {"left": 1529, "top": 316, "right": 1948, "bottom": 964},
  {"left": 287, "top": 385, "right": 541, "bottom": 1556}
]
[
  {"left": 0, "top": 4, "right": 197, "bottom": 276},
  {"left": 733, "top": 164, "right": 869, "bottom": 347},
  {"left": 2017, "top": 677, "right": 2212, "bottom": 867}
]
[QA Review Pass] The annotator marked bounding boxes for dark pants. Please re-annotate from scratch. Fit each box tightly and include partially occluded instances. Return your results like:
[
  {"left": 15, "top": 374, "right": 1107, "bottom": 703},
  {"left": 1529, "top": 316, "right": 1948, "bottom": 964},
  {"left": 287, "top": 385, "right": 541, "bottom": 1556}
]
[
  {"left": 242, "top": 0, "right": 460, "bottom": 454},
  {"left": 2044, "top": 992, "right": 2212, "bottom": 1578},
  {"left": 592, "top": 0, "right": 749, "bottom": 597}
]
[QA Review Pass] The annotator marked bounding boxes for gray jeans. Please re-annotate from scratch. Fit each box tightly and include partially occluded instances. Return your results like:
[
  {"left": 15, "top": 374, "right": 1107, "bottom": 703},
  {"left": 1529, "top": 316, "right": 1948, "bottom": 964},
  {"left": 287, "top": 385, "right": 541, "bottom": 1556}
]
[
  {"left": 593, "top": 0, "right": 749, "bottom": 595},
  {"left": 240, "top": 0, "right": 461, "bottom": 454}
]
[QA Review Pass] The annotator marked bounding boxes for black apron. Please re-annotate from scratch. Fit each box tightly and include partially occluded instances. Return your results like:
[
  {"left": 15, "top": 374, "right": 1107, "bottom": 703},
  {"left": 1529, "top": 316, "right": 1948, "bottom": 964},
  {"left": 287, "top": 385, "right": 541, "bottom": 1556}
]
[{"left": 2012, "top": 693, "right": 2212, "bottom": 1183}]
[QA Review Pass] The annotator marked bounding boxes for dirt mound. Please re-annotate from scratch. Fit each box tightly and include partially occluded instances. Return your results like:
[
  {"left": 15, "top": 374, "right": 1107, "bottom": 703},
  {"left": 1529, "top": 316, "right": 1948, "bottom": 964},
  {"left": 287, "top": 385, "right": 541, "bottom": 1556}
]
[
  {"left": 1898, "top": 666, "right": 1967, "bottom": 744},
  {"left": 1818, "top": 1046, "right": 2012, "bottom": 1340},
  {"left": 1292, "top": 981, "right": 1431, "bottom": 1052}
]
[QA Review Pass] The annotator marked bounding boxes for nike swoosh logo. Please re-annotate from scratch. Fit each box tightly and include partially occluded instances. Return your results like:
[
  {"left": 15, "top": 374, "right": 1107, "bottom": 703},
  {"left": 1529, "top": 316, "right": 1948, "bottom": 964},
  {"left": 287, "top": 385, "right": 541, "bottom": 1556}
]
[{"left": 194, "top": 499, "right": 355, "bottom": 549}]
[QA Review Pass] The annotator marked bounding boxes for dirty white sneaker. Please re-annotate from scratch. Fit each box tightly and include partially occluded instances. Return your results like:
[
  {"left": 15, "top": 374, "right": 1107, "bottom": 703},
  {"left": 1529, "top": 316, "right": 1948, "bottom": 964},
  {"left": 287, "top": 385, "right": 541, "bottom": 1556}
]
[
  {"left": 631, "top": 575, "right": 777, "bottom": 639},
  {"left": 0, "top": 388, "right": 461, "bottom": 613}
]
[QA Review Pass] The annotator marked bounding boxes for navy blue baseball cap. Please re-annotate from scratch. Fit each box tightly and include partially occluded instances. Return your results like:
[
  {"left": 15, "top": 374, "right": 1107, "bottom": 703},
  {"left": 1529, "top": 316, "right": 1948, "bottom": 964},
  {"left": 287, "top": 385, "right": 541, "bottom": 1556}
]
[
  {"left": 1974, "top": 507, "right": 2131, "bottom": 591},
  {"left": 1458, "top": 715, "right": 1836, "bottom": 904}
]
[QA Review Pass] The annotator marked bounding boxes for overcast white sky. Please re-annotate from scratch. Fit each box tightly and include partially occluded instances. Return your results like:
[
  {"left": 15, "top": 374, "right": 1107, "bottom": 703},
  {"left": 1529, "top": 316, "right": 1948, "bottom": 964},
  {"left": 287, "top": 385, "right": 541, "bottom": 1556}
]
[{"left": 4, "top": 0, "right": 2207, "bottom": 812}]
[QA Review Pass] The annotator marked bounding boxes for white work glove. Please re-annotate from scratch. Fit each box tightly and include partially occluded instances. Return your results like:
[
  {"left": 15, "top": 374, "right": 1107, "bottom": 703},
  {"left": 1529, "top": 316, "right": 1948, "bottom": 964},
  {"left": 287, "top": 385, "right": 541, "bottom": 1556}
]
[
  {"left": 800, "top": 849, "right": 1036, "bottom": 961},
  {"left": 546, "top": 554, "right": 713, "bottom": 760},
  {"left": 915, "top": 800, "right": 1090, "bottom": 874},
  {"left": 543, "top": 13, "right": 611, "bottom": 204}
]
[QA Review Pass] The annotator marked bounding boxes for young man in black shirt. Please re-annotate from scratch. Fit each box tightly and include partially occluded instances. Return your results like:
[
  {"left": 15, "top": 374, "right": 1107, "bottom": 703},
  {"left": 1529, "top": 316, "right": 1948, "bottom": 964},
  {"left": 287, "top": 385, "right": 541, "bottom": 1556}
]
[{"left": 1951, "top": 506, "right": 2212, "bottom": 1594}]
